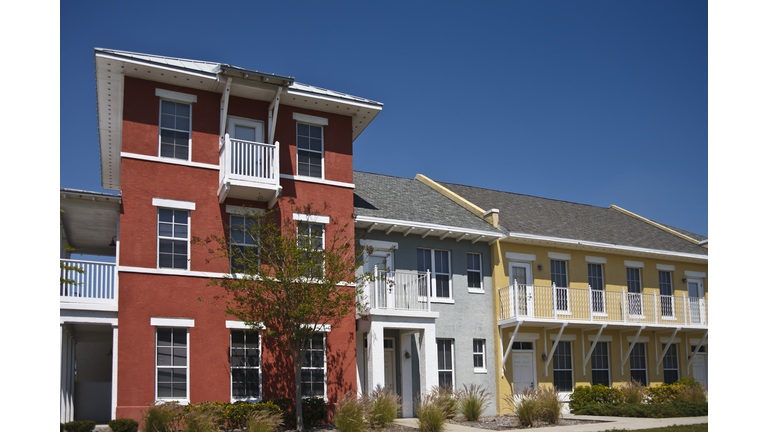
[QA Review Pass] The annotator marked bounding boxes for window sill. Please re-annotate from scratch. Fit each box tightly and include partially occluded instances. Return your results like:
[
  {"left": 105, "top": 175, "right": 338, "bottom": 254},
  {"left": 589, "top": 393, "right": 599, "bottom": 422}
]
[
  {"left": 156, "top": 398, "right": 190, "bottom": 405},
  {"left": 281, "top": 174, "right": 355, "bottom": 189},
  {"left": 474, "top": 369, "right": 488, "bottom": 374},
  {"left": 430, "top": 298, "right": 455, "bottom": 304},
  {"left": 467, "top": 288, "right": 485, "bottom": 294}
]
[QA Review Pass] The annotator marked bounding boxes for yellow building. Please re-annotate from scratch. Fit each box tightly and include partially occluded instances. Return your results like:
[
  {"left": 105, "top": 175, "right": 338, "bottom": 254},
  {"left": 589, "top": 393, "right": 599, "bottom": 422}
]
[{"left": 416, "top": 175, "right": 707, "bottom": 414}]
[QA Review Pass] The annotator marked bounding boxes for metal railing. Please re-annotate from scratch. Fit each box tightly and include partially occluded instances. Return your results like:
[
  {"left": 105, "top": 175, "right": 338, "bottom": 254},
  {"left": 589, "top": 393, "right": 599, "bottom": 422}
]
[
  {"left": 220, "top": 134, "right": 280, "bottom": 186},
  {"left": 60, "top": 259, "right": 116, "bottom": 305},
  {"left": 499, "top": 281, "right": 707, "bottom": 326},
  {"left": 365, "top": 267, "right": 431, "bottom": 312}
]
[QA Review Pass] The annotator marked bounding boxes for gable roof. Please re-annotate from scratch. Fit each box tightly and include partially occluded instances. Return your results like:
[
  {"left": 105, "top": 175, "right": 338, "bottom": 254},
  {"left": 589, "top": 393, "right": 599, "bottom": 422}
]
[
  {"left": 353, "top": 172, "right": 503, "bottom": 242},
  {"left": 429, "top": 180, "right": 707, "bottom": 258}
]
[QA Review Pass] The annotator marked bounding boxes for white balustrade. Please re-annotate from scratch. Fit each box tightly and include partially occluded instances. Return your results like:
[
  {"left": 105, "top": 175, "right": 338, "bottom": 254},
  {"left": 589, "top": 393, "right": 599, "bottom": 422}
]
[
  {"left": 221, "top": 134, "right": 279, "bottom": 185},
  {"left": 60, "top": 259, "right": 116, "bottom": 304},
  {"left": 367, "top": 268, "right": 431, "bottom": 312}
]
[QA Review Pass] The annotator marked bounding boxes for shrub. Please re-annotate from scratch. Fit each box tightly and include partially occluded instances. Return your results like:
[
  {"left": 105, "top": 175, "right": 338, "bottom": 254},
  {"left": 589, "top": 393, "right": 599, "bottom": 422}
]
[
  {"left": 415, "top": 391, "right": 447, "bottom": 432},
  {"left": 267, "top": 397, "right": 326, "bottom": 427},
  {"left": 537, "top": 386, "right": 562, "bottom": 425},
  {"left": 568, "top": 384, "right": 623, "bottom": 411},
  {"left": 62, "top": 420, "right": 96, "bottom": 432},
  {"left": 456, "top": 384, "right": 491, "bottom": 421},
  {"left": 143, "top": 401, "right": 182, "bottom": 432},
  {"left": 247, "top": 409, "right": 285, "bottom": 432},
  {"left": 617, "top": 379, "right": 647, "bottom": 404},
  {"left": 334, "top": 391, "right": 371, "bottom": 432},
  {"left": 677, "top": 384, "right": 707, "bottom": 403},
  {"left": 108, "top": 418, "right": 139, "bottom": 432},
  {"left": 430, "top": 385, "right": 457, "bottom": 419},
  {"left": 573, "top": 401, "right": 708, "bottom": 418},
  {"left": 369, "top": 386, "right": 401, "bottom": 427},
  {"left": 183, "top": 409, "right": 218, "bottom": 432},
  {"left": 513, "top": 387, "right": 540, "bottom": 427}
]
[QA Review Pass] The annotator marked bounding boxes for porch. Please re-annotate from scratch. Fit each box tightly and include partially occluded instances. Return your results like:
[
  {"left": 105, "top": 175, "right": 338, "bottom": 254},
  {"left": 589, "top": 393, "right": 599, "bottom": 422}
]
[
  {"left": 60, "top": 259, "right": 117, "bottom": 311},
  {"left": 360, "top": 269, "right": 439, "bottom": 318},
  {"left": 498, "top": 282, "right": 707, "bottom": 328},
  {"left": 218, "top": 133, "right": 281, "bottom": 204}
]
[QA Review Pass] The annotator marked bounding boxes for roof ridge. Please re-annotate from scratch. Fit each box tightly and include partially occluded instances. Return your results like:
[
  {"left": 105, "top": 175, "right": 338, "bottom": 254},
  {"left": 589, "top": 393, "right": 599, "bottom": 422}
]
[{"left": 436, "top": 180, "right": 611, "bottom": 210}]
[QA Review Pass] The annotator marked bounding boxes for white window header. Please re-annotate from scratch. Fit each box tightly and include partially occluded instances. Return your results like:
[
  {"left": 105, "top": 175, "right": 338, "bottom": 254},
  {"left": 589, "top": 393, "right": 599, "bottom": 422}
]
[
  {"left": 508, "top": 332, "right": 540, "bottom": 341},
  {"left": 151, "top": 317, "right": 195, "bottom": 327},
  {"left": 587, "top": 335, "right": 613, "bottom": 342},
  {"left": 624, "top": 260, "right": 645, "bottom": 268},
  {"left": 585, "top": 256, "right": 607, "bottom": 264},
  {"left": 225, "top": 320, "right": 265, "bottom": 329},
  {"left": 293, "top": 213, "right": 330, "bottom": 224},
  {"left": 293, "top": 112, "right": 328, "bottom": 126},
  {"left": 507, "top": 252, "right": 536, "bottom": 262},
  {"left": 657, "top": 264, "right": 676, "bottom": 271},
  {"left": 549, "top": 334, "right": 577, "bottom": 341},
  {"left": 153, "top": 198, "right": 196, "bottom": 210},
  {"left": 156, "top": 88, "right": 197, "bottom": 104},
  {"left": 226, "top": 205, "right": 264, "bottom": 216},
  {"left": 548, "top": 252, "right": 571, "bottom": 260},
  {"left": 685, "top": 270, "right": 706, "bottom": 278}
]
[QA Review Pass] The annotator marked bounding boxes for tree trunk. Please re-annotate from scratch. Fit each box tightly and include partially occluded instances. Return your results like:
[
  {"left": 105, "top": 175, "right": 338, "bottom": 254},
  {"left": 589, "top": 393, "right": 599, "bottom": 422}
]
[{"left": 295, "top": 340, "right": 305, "bottom": 432}]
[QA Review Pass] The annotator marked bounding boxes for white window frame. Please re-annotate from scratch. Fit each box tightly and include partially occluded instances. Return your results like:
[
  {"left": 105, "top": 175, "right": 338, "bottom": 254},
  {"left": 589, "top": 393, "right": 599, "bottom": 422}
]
[
  {"left": 662, "top": 343, "right": 679, "bottom": 384},
  {"left": 587, "top": 263, "right": 606, "bottom": 316},
  {"left": 295, "top": 114, "right": 325, "bottom": 179},
  {"left": 626, "top": 267, "right": 644, "bottom": 317},
  {"left": 418, "top": 248, "right": 453, "bottom": 302},
  {"left": 552, "top": 341, "right": 573, "bottom": 392},
  {"left": 158, "top": 96, "right": 193, "bottom": 161},
  {"left": 437, "top": 339, "right": 454, "bottom": 388},
  {"left": 629, "top": 342, "right": 648, "bottom": 386},
  {"left": 658, "top": 270, "right": 676, "bottom": 319},
  {"left": 229, "top": 327, "right": 262, "bottom": 402},
  {"left": 152, "top": 317, "right": 194, "bottom": 404},
  {"left": 156, "top": 207, "right": 190, "bottom": 271},
  {"left": 229, "top": 212, "right": 260, "bottom": 274},
  {"left": 590, "top": 341, "right": 611, "bottom": 387},
  {"left": 473, "top": 339, "right": 487, "bottom": 373},
  {"left": 301, "top": 332, "right": 327, "bottom": 399},
  {"left": 550, "top": 259, "right": 570, "bottom": 314},
  {"left": 467, "top": 252, "right": 484, "bottom": 293}
]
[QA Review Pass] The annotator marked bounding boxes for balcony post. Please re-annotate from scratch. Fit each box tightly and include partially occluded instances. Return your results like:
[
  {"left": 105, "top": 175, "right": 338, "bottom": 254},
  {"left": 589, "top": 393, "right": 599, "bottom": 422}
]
[
  {"left": 373, "top": 265, "right": 378, "bottom": 309},
  {"left": 653, "top": 292, "right": 658, "bottom": 324},
  {"left": 588, "top": 285, "right": 593, "bottom": 321},
  {"left": 622, "top": 288, "right": 627, "bottom": 323},
  {"left": 426, "top": 270, "right": 431, "bottom": 312},
  {"left": 511, "top": 280, "right": 517, "bottom": 318},
  {"left": 682, "top": 293, "right": 688, "bottom": 325},
  {"left": 552, "top": 283, "right": 557, "bottom": 319}
]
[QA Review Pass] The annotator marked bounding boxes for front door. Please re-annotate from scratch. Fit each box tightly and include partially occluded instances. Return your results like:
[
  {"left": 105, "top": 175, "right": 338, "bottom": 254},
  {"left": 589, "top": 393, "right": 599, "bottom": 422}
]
[
  {"left": 512, "top": 351, "right": 535, "bottom": 393},
  {"left": 383, "top": 338, "right": 395, "bottom": 392},
  {"left": 687, "top": 279, "right": 704, "bottom": 324},
  {"left": 691, "top": 346, "right": 708, "bottom": 388},
  {"left": 367, "top": 251, "right": 393, "bottom": 309},
  {"left": 509, "top": 262, "right": 534, "bottom": 316}
]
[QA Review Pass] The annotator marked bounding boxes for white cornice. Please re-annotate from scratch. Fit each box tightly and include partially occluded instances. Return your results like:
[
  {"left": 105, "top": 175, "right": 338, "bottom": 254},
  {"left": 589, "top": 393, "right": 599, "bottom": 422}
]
[{"left": 355, "top": 215, "right": 504, "bottom": 239}]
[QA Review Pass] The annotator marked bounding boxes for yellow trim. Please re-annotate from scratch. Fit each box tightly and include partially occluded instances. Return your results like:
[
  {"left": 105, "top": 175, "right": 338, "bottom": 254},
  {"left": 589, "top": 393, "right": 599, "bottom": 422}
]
[
  {"left": 415, "top": 174, "right": 499, "bottom": 228},
  {"left": 610, "top": 205, "right": 703, "bottom": 246}
]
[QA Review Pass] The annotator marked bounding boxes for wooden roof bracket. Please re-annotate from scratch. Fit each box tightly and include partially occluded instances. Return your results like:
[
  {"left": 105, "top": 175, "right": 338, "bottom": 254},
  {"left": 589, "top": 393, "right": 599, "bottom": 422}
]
[
  {"left": 582, "top": 324, "right": 607, "bottom": 376},
  {"left": 686, "top": 330, "right": 708, "bottom": 370},
  {"left": 219, "top": 78, "right": 232, "bottom": 149},
  {"left": 500, "top": 320, "right": 524, "bottom": 378},
  {"left": 620, "top": 325, "right": 646, "bottom": 374},
  {"left": 543, "top": 322, "right": 568, "bottom": 377},
  {"left": 655, "top": 327, "right": 681, "bottom": 374}
]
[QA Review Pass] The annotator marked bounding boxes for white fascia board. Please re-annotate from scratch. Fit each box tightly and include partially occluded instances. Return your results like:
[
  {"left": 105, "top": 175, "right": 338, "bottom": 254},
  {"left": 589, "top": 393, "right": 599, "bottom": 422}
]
[
  {"left": 285, "top": 87, "right": 384, "bottom": 112},
  {"left": 96, "top": 52, "right": 218, "bottom": 81},
  {"left": 502, "top": 232, "right": 708, "bottom": 262},
  {"left": 355, "top": 215, "right": 504, "bottom": 239}
]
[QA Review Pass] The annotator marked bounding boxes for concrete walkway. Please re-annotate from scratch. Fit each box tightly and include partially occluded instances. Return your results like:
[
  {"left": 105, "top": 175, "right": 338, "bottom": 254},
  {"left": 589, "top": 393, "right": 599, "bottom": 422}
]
[{"left": 393, "top": 414, "right": 708, "bottom": 431}]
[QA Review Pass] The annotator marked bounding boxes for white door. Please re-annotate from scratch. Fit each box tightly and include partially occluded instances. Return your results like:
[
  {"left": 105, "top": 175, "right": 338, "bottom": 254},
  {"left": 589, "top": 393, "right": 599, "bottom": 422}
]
[
  {"left": 691, "top": 348, "right": 708, "bottom": 388},
  {"left": 384, "top": 338, "right": 395, "bottom": 392},
  {"left": 687, "top": 279, "right": 704, "bottom": 324},
  {"left": 509, "top": 262, "right": 534, "bottom": 317},
  {"left": 366, "top": 251, "right": 393, "bottom": 309},
  {"left": 512, "top": 352, "right": 535, "bottom": 392},
  {"left": 227, "top": 116, "right": 267, "bottom": 177}
]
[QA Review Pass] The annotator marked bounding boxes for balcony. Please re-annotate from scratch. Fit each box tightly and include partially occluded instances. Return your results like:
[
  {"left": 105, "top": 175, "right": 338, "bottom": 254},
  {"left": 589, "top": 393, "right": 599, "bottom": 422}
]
[
  {"left": 218, "top": 134, "right": 281, "bottom": 204},
  {"left": 361, "top": 269, "right": 438, "bottom": 318},
  {"left": 498, "top": 282, "right": 707, "bottom": 328},
  {"left": 60, "top": 259, "right": 117, "bottom": 311}
]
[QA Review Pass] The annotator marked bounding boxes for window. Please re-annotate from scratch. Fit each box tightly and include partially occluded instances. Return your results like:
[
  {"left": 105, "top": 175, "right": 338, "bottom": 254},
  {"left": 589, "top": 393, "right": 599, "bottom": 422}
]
[
  {"left": 418, "top": 248, "right": 452, "bottom": 299},
  {"left": 230, "top": 215, "right": 258, "bottom": 273},
  {"left": 552, "top": 341, "right": 573, "bottom": 392},
  {"left": 551, "top": 260, "right": 568, "bottom": 311},
  {"left": 590, "top": 341, "right": 610, "bottom": 386},
  {"left": 231, "top": 330, "right": 261, "bottom": 400},
  {"left": 467, "top": 253, "right": 483, "bottom": 291},
  {"left": 158, "top": 208, "right": 189, "bottom": 270},
  {"left": 159, "top": 100, "right": 191, "bottom": 160},
  {"left": 662, "top": 344, "right": 679, "bottom": 384},
  {"left": 473, "top": 339, "right": 486, "bottom": 372},
  {"left": 301, "top": 333, "right": 326, "bottom": 398},
  {"left": 297, "top": 222, "right": 325, "bottom": 278},
  {"left": 156, "top": 328, "right": 188, "bottom": 400},
  {"left": 297, "top": 123, "right": 323, "bottom": 178},
  {"left": 629, "top": 343, "right": 647, "bottom": 386},
  {"left": 588, "top": 263, "right": 605, "bottom": 313},
  {"left": 659, "top": 271, "right": 674, "bottom": 317},
  {"left": 437, "top": 339, "right": 454, "bottom": 388},
  {"left": 627, "top": 268, "right": 643, "bottom": 315}
]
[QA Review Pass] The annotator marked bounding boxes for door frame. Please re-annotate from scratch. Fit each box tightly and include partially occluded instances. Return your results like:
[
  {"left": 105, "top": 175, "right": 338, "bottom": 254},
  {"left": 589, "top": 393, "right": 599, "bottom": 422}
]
[
  {"left": 509, "top": 261, "right": 534, "bottom": 317},
  {"left": 511, "top": 341, "right": 537, "bottom": 393},
  {"left": 227, "top": 116, "right": 265, "bottom": 143}
]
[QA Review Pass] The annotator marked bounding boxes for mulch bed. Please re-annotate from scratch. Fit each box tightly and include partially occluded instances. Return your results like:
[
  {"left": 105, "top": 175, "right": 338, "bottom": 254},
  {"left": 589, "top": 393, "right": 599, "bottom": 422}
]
[{"left": 447, "top": 415, "right": 605, "bottom": 430}]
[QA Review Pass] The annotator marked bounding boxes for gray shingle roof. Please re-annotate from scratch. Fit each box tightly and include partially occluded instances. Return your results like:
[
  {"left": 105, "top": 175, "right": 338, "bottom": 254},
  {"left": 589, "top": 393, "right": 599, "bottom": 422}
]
[
  {"left": 353, "top": 172, "right": 502, "bottom": 234},
  {"left": 434, "top": 181, "right": 707, "bottom": 256}
]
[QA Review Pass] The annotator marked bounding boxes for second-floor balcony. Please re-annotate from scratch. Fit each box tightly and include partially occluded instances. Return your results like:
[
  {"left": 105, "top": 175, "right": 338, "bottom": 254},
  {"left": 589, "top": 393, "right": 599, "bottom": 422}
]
[
  {"left": 499, "top": 281, "right": 707, "bottom": 328},
  {"left": 218, "top": 134, "right": 280, "bottom": 203},
  {"left": 60, "top": 259, "right": 117, "bottom": 311},
  {"left": 360, "top": 268, "right": 437, "bottom": 317}
]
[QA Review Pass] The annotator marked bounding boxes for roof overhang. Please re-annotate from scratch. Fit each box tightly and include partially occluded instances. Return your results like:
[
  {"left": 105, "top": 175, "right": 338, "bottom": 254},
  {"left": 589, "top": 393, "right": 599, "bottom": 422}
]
[
  {"left": 60, "top": 189, "right": 122, "bottom": 256},
  {"left": 500, "top": 232, "right": 708, "bottom": 264},
  {"left": 355, "top": 215, "right": 504, "bottom": 244},
  {"left": 94, "top": 48, "right": 383, "bottom": 191}
]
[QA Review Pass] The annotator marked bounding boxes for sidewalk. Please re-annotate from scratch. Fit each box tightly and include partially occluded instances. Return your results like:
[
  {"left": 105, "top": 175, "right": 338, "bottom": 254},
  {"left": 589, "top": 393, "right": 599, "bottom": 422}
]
[{"left": 393, "top": 414, "right": 708, "bottom": 431}]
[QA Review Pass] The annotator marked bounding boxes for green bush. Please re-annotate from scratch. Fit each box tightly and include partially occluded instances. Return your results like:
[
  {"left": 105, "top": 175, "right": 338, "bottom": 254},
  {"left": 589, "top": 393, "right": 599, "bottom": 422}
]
[
  {"left": 573, "top": 401, "right": 708, "bottom": 418},
  {"left": 181, "top": 400, "right": 283, "bottom": 430},
  {"left": 62, "top": 420, "right": 96, "bottom": 432},
  {"left": 618, "top": 379, "right": 647, "bottom": 404},
  {"left": 334, "top": 391, "right": 371, "bottom": 432},
  {"left": 266, "top": 397, "right": 326, "bottom": 427},
  {"left": 143, "top": 402, "right": 182, "bottom": 432},
  {"left": 512, "top": 386, "right": 540, "bottom": 427},
  {"left": 430, "top": 385, "right": 457, "bottom": 419},
  {"left": 108, "top": 418, "right": 139, "bottom": 432},
  {"left": 247, "top": 409, "right": 285, "bottom": 432},
  {"left": 569, "top": 384, "right": 624, "bottom": 411},
  {"left": 369, "top": 386, "right": 401, "bottom": 427},
  {"left": 183, "top": 410, "right": 218, "bottom": 432},
  {"left": 537, "top": 386, "right": 562, "bottom": 425},
  {"left": 457, "top": 384, "right": 491, "bottom": 422},
  {"left": 415, "top": 391, "right": 447, "bottom": 432}
]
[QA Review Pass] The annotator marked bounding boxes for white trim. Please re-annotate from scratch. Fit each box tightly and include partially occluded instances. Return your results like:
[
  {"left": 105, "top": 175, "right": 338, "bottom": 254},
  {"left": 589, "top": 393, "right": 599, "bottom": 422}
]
[
  {"left": 624, "top": 260, "right": 645, "bottom": 268},
  {"left": 293, "top": 213, "right": 330, "bottom": 224},
  {"left": 657, "top": 264, "right": 676, "bottom": 271},
  {"left": 550, "top": 334, "right": 577, "bottom": 341},
  {"left": 585, "top": 256, "right": 607, "bottom": 264},
  {"left": 548, "top": 252, "right": 572, "bottom": 260},
  {"left": 118, "top": 265, "right": 230, "bottom": 278},
  {"left": 153, "top": 198, "right": 196, "bottom": 210},
  {"left": 359, "top": 239, "right": 399, "bottom": 250},
  {"left": 624, "top": 336, "right": 650, "bottom": 343},
  {"left": 280, "top": 174, "right": 355, "bottom": 189},
  {"left": 156, "top": 88, "right": 198, "bottom": 103},
  {"left": 685, "top": 270, "right": 706, "bottom": 278},
  {"left": 356, "top": 215, "right": 504, "bottom": 240},
  {"left": 121, "top": 152, "right": 220, "bottom": 170},
  {"left": 510, "top": 333, "right": 541, "bottom": 341},
  {"left": 151, "top": 317, "right": 195, "bottom": 327},
  {"left": 587, "top": 335, "right": 613, "bottom": 342},
  {"left": 292, "top": 112, "right": 329, "bottom": 126},
  {"left": 506, "top": 252, "right": 537, "bottom": 261},
  {"left": 226, "top": 320, "right": 265, "bottom": 329},
  {"left": 467, "top": 252, "right": 484, "bottom": 293},
  {"left": 226, "top": 205, "right": 264, "bottom": 216}
]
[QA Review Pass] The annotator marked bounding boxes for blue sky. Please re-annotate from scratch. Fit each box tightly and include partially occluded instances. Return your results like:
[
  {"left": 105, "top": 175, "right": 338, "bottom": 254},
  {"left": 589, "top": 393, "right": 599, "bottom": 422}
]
[{"left": 60, "top": 0, "right": 708, "bottom": 236}]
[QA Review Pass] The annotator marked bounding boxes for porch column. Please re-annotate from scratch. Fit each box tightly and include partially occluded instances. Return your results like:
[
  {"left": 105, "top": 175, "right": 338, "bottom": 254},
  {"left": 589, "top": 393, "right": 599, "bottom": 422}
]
[
  {"left": 111, "top": 324, "right": 118, "bottom": 421},
  {"left": 400, "top": 332, "right": 415, "bottom": 417},
  {"left": 418, "top": 325, "right": 438, "bottom": 394},
  {"left": 367, "top": 322, "right": 386, "bottom": 393},
  {"left": 60, "top": 324, "right": 75, "bottom": 424}
]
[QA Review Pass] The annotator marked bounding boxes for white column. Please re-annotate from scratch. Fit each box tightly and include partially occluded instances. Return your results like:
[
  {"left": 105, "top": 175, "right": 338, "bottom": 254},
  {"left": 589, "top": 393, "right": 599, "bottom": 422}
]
[
  {"left": 355, "top": 319, "right": 370, "bottom": 395},
  {"left": 400, "top": 332, "right": 414, "bottom": 417},
  {"left": 419, "top": 325, "right": 438, "bottom": 393},
  {"left": 367, "top": 322, "right": 386, "bottom": 393},
  {"left": 111, "top": 324, "right": 118, "bottom": 421}
]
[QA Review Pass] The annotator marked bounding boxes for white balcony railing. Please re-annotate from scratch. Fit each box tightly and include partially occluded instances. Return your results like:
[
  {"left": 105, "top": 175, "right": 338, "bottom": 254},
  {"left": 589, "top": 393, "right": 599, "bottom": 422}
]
[
  {"left": 60, "top": 259, "right": 116, "bottom": 306},
  {"left": 220, "top": 134, "right": 279, "bottom": 186},
  {"left": 499, "top": 281, "right": 707, "bottom": 327},
  {"left": 363, "top": 267, "right": 431, "bottom": 313}
]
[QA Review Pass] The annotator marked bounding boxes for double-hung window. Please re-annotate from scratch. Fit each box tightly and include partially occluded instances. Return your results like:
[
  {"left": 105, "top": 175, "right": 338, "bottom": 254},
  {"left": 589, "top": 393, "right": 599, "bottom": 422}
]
[
  {"left": 473, "top": 339, "right": 486, "bottom": 372},
  {"left": 297, "top": 122, "right": 323, "bottom": 178},
  {"left": 437, "top": 339, "right": 454, "bottom": 388},
  {"left": 230, "top": 215, "right": 258, "bottom": 273},
  {"left": 418, "top": 248, "right": 451, "bottom": 300},
  {"left": 301, "top": 333, "right": 326, "bottom": 398},
  {"left": 156, "top": 327, "right": 188, "bottom": 400},
  {"left": 297, "top": 221, "right": 325, "bottom": 278},
  {"left": 159, "top": 99, "right": 191, "bottom": 160},
  {"left": 551, "top": 260, "right": 569, "bottom": 311},
  {"left": 158, "top": 208, "right": 189, "bottom": 270},
  {"left": 590, "top": 341, "right": 610, "bottom": 386},
  {"left": 552, "top": 341, "right": 573, "bottom": 392},
  {"left": 659, "top": 271, "right": 674, "bottom": 317},
  {"left": 662, "top": 343, "right": 679, "bottom": 384},
  {"left": 629, "top": 343, "right": 647, "bottom": 386},
  {"left": 231, "top": 329, "right": 261, "bottom": 400},
  {"left": 467, "top": 252, "right": 483, "bottom": 292}
]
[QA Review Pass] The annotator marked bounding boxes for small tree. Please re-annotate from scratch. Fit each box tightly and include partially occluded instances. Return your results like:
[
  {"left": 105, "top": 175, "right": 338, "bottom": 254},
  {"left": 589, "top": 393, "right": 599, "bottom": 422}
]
[{"left": 195, "top": 199, "right": 372, "bottom": 431}]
